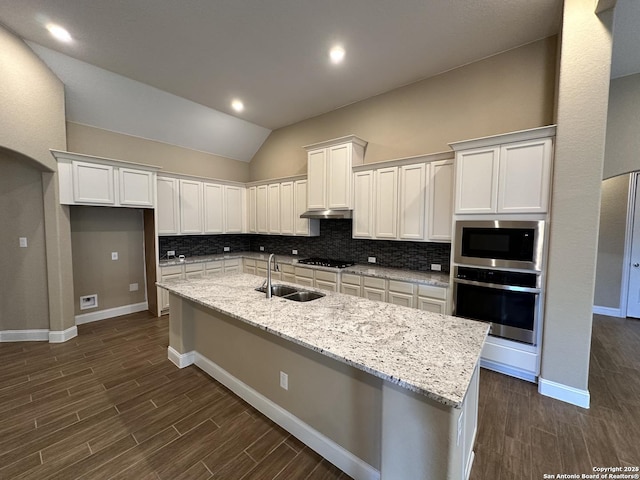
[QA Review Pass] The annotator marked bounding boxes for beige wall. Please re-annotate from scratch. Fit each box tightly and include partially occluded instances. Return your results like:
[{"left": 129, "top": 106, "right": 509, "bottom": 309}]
[
  {"left": 70, "top": 206, "right": 147, "bottom": 316},
  {"left": 0, "top": 151, "right": 50, "bottom": 330},
  {"left": 594, "top": 174, "right": 630, "bottom": 309},
  {"left": 541, "top": 0, "right": 613, "bottom": 391},
  {"left": 0, "top": 25, "right": 74, "bottom": 335},
  {"left": 67, "top": 122, "right": 250, "bottom": 182},
  {"left": 603, "top": 73, "right": 640, "bottom": 180},
  {"left": 249, "top": 37, "right": 557, "bottom": 181}
]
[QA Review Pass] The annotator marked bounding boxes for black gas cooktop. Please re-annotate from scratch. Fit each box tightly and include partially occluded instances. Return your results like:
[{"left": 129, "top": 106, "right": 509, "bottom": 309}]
[{"left": 297, "top": 258, "right": 355, "bottom": 268}]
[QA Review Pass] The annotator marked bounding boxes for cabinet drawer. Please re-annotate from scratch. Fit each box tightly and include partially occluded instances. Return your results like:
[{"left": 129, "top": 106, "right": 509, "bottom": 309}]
[
  {"left": 280, "top": 264, "right": 295, "bottom": 274},
  {"left": 341, "top": 273, "right": 362, "bottom": 286},
  {"left": 388, "top": 291, "right": 414, "bottom": 308},
  {"left": 244, "top": 259, "right": 256, "bottom": 267},
  {"left": 255, "top": 260, "right": 267, "bottom": 269},
  {"left": 388, "top": 280, "right": 415, "bottom": 295},
  {"left": 341, "top": 283, "right": 361, "bottom": 297},
  {"left": 418, "top": 284, "right": 447, "bottom": 300},
  {"left": 185, "top": 263, "right": 204, "bottom": 273},
  {"left": 294, "top": 267, "right": 314, "bottom": 279},
  {"left": 161, "top": 265, "right": 183, "bottom": 276},
  {"left": 315, "top": 270, "right": 338, "bottom": 283},
  {"left": 363, "top": 276, "right": 386, "bottom": 289},
  {"left": 224, "top": 258, "right": 241, "bottom": 267},
  {"left": 315, "top": 280, "right": 337, "bottom": 292},
  {"left": 282, "top": 273, "right": 296, "bottom": 283},
  {"left": 206, "top": 261, "right": 223, "bottom": 270}
]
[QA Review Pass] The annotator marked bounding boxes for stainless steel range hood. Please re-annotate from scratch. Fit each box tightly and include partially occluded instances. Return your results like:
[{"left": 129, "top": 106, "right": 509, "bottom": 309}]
[{"left": 300, "top": 209, "right": 352, "bottom": 219}]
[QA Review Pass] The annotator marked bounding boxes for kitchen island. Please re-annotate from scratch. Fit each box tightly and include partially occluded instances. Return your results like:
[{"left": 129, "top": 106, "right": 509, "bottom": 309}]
[{"left": 158, "top": 273, "right": 487, "bottom": 480}]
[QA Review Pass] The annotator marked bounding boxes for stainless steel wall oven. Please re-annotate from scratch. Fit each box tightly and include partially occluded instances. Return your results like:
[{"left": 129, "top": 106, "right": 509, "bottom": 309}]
[{"left": 452, "top": 220, "right": 546, "bottom": 345}]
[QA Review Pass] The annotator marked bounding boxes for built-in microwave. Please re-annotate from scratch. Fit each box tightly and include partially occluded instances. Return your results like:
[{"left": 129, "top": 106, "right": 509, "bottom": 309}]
[{"left": 454, "top": 220, "right": 545, "bottom": 272}]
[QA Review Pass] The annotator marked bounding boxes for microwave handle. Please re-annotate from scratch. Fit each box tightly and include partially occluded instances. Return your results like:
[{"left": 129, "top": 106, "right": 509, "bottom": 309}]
[{"left": 453, "top": 278, "right": 541, "bottom": 294}]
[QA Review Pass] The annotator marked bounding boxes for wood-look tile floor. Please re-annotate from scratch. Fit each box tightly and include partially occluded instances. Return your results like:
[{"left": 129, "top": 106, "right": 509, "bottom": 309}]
[
  {"left": 471, "top": 314, "right": 640, "bottom": 480},
  {"left": 0, "top": 312, "right": 351, "bottom": 480},
  {"left": 1, "top": 312, "right": 638, "bottom": 479}
]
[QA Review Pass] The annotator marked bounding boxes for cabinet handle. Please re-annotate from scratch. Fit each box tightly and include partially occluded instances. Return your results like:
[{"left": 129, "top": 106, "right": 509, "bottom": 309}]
[{"left": 634, "top": 263, "right": 639, "bottom": 268}]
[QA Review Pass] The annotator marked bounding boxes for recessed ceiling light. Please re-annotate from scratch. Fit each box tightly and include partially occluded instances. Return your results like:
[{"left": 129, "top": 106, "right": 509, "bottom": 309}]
[
  {"left": 329, "top": 45, "right": 345, "bottom": 64},
  {"left": 46, "top": 24, "right": 72, "bottom": 43},
  {"left": 231, "top": 99, "right": 244, "bottom": 112}
]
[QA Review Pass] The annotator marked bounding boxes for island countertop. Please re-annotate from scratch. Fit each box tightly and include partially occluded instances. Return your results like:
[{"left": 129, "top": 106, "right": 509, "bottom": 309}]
[{"left": 158, "top": 272, "right": 487, "bottom": 408}]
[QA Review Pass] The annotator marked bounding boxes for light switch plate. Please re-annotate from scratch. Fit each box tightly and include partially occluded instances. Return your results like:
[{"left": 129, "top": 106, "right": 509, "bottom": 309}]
[
  {"left": 292, "top": 249, "right": 298, "bottom": 255},
  {"left": 223, "top": 246, "right": 230, "bottom": 252},
  {"left": 111, "top": 252, "right": 118, "bottom": 260},
  {"left": 368, "top": 257, "right": 376, "bottom": 263},
  {"left": 19, "top": 237, "right": 27, "bottom": 248},
  {"left": 431, "top": 264, "right": 442, "bottom": 271},
  {"left": 260, "top": 246, "right": 265, "bottom": 251}
]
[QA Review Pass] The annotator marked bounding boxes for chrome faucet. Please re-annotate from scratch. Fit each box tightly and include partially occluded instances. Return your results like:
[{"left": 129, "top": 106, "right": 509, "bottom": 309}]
[{"left": 265, "top": 253, "right": 277, "bottom": 298}]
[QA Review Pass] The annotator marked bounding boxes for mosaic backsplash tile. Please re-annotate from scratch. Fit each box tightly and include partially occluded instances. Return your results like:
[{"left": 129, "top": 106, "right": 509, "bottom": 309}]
[{"left": 159, "top": 219, "right": 450, "bottom": 272}]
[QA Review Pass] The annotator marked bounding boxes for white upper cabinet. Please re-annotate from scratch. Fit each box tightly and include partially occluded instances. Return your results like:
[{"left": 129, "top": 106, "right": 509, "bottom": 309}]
[
  {"left": 280, "top": 181, "right": 295, "bottom": 235},
  {"left": 497, "top": 138, "right": 553, "bottom": 214},
  {"left": 451, "top": 126, "right": 555, "bottom": 216},
  {"left": 179, "top": 179, "right": 203, "bottom": 234},
  {"left": 353, "top": 170, "right": 375, "bottom": 238},
  {"left": 52, "top": 151, "right": 159, "bottom": 209},
  {"left": 268, "top": 183, "right": 281, "bottom": 234},
  {"left": 247, "top": 186, "right": 257, "bottom": 233},
  {"left": 399, "top": 163, "right": 427, "bottom": 240},
  {"left": 203, "top": 182, "right": 224, "bottom": 234},
  {"left": 119, "top": 168, "right": 154, "bottom": 207},
  {"left": 352, "top": 153, "right": 453, "bottom": 242},
  {"left": 374, "top": 167, "right": 398, "bottom": 239},
  {"left": 428, "top": 160, "right": 454, "bottom": 241},
  {"left": 157, "top": 176, "right": 179, "bottom": 235},
  {"left": 294, "top": 180, "right": 319, "bottom": 236},
  {"left": 304, "top": 135, "right": 367, "bottom": 211},
  {"left": 256, "top": 185, "right": 268, "bottom": 234},
  {"left": 454, "top": 147, "right": 499, "bottom": 214},
  {"left": 224, "top": 185, "right": 244, "bottom": 233}
]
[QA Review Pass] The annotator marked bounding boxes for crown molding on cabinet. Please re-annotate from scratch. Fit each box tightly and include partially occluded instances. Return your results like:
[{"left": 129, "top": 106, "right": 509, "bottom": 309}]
[
  {"left": 448, "top": 125, "right": 557, "bottom": 152},
  {"left": 50, "top": 149, "right": 162, "bottom": 171},
  {"left": 352, "top": 151, "right": 453, "bottom": 172}
]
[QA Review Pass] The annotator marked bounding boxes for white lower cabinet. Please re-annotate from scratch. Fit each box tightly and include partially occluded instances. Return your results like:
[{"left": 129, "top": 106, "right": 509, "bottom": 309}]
[
  {"left": 280, "top": 264, "right": 296, "bottom": 283},
  {"left": 363, "top": 276, "right": 387, "bottom": 302},
  {"left": 417, "top": 284, "right": 448, "bottom": 314},
  {"left": 205, "top": 261, "right": 223, "bottom": 276},
  {"left": 314, "top": 271, "right": 338, "bottom": 292},
  {"left": 294, "top": 267, "right": 315, "bottom": 288},
  {"left": 387, "top": 280, "right": 415, "bottom": 308},
  {"left": 243, "top": 259, "right": 257, "bottom": 275},
  {"left": 223, "top": 258, "right": 241, "bottom": 273},
  {"left": 340, "top": 273, "right": 362, "bottom": 297}
]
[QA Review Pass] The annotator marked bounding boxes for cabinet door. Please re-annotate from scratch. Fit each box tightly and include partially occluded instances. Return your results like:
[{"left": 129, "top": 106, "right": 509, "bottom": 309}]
[
  {"left": 455, "top": 147, "right": 499, "bottom": 214},
  {"left": 160, "top": 272, "right": 182, "bottom": 311},
  {"left": 179, "top": 179, "right": 203, "bottom": 234},
  {"left": 280, "top": 182, "right": 295, "bottom": 235},
  {"left": 327, "top": 143, "right": 352, "bottom": 209},
  {"left": 119, "top": 168, "right": 154, "bottom": 207},
  {"left": 315, "top": 280, "right": 337, "bottom": 292},
  {"left": 294, "top": 180, "right": 310, "bottom": 235},
  {"left": 399, "top": 163, "right": 427, "bottom": 240},
  {"left": 374, "top": 167, "right": 398, "bottom": 239},
  {"left": 256, "top": 185, "right": 268, "bottom": 233},
  {"left": 363, "top": 287, "right": 386, "bottom": 303},
  {"left": 498, "top": 138, "right": 553, "bottom": 214},
  {"left": 341, "top": 284, "right": 362, "bottom": 297},
  {"left": 248, "top": 186, "right": 257, "bottom": 233},
  {"left": 157, "top": 177, "right": 179, "bottom": 235},
  {"left": 353, "top": 170, "right": 375, "bottom": 238},
  {"left": 268, "top": 183, "right": 281, "bottom": 234},
  {"left": 203, "top": 183, "right": 224, "bottom": 234},
  {"left": 428, "top": 160, "right": 454, "bottom": 242},
  {"left": 307, "top": 148, "right": 327, "bottom": 210},
  {"left": 417, "top": 297, "right": 446, "bottom": 314},
  {"left": 224, "top": 185, "right": 244, "bottom": 233},
  {"left": 72, "top": 161, "right": 114, "bottom": 204},
  {"left": 388, "top": 292, "right": 414, "bottom": 308}
]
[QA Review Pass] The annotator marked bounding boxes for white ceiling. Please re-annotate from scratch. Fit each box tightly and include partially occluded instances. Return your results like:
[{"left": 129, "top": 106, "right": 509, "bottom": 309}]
[{"left": 2, "top": 1, "right": 636, "bottom": 162}]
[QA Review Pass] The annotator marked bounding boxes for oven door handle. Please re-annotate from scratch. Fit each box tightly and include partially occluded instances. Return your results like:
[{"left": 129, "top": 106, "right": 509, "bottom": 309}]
[{"left": 453, "top": 278, "right": 541, "bottom": 294}]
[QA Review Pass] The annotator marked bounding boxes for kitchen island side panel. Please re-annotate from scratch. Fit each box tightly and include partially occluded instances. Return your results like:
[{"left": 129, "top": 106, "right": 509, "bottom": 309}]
[{"left": 180, "top": 296, "right": 383, "bottom": 470}]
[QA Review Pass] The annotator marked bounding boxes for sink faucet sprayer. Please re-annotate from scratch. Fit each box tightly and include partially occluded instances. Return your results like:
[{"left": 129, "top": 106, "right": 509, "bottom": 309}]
[{"left": 265, "top": 253, "right": 278, "bottom": 298}]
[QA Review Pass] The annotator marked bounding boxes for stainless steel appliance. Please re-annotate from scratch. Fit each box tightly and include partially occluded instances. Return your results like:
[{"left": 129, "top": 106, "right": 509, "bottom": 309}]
[
  {"left": 297, "top": 258, "right": 355, "bottom": 268},
  {"left": 452, "top": 266, "right": 541, "bottom": 344},
  {"left": 454, "top": 220, "right": 545, "bottom": 272}
]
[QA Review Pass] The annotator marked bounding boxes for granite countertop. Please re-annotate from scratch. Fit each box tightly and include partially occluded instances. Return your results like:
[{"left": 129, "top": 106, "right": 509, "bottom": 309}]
[
  {"left": 159, "top": 252, "right": 450, "bottom": 286},
  {"left": 157, "top": 273, "right": 487, "bottom": 408}
]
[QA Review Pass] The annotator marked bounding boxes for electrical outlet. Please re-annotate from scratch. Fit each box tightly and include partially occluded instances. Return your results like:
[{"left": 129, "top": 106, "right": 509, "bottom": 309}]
[
  {"left": 223, "top": 246, "right": 230, "bottom": 252},
  {"left": 129, "top": 283, "right": 139, "bottom": 292},
  {"left": 368, "top": 256, "right": 376, "bottom": 263},
  {"left": 260, "top": 246, "right": 265, "bottom": 251},
  {"left": 279, "top": 371, "right": 288, "bottom": 390},
  {"left": 80, "top": 294, "right": 98, "bottom": 310},
  {"left": 292, "top": 249, "right": 298, "bottom": 255},
  {"left": 111, "top": 252, "right": 118, "bottom": 260},
  {"left": 167, "top": 250, "right": 176, "bottom": 258},
  {"left": 19, "top": 237, "right": 28, "bottom": 248},
  {"left": 431, "top": 264, "right": 442, "bottom": 271}
]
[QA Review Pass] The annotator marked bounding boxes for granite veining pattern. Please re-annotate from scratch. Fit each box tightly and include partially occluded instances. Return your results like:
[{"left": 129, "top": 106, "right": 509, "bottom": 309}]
[
  {"left": 158, "top": 273, "right": 486, "bottom": 408},
  {"left": 159, "top": 252, "right": 450, "bottom": 286}
]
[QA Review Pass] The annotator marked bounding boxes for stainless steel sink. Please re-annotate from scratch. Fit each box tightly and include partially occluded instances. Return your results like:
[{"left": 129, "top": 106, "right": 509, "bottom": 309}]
[
  {"left": 255, "top": 284, "right": 325, "bottom": 302},
  {"left": 255, "top": 284, "right": 299, "bottom": 297},
  {"left": 282, "top": 291, "right": 325, "bottom": 302}
]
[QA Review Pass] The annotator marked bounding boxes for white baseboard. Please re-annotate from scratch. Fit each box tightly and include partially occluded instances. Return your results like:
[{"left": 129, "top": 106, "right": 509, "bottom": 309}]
[
  {"left": 538, "top": 377, "right": 590, "bottom": 409},
  {"left": 592, "top": 305, "right": 623, "bottom": 318},
  {"left": 0, "top": 329, "right": 49, "bottom": 342},
  {"left": 167, "top": 346, "right": 195, "bottom": 368},
  {"left": 49, "top": 326, "right": 78, "bottom": 343},
  {"left": 75, "top": 302, "right": 148, "bottom": 325},
  {"left": 194, "top": 352, "right": 380, "bottom": 480}
]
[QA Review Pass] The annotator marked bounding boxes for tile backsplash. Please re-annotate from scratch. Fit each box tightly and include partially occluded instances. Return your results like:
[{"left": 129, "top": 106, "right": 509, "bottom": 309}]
[{"left": 159, "top": 220, "right": 450, "bottom": 272}]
